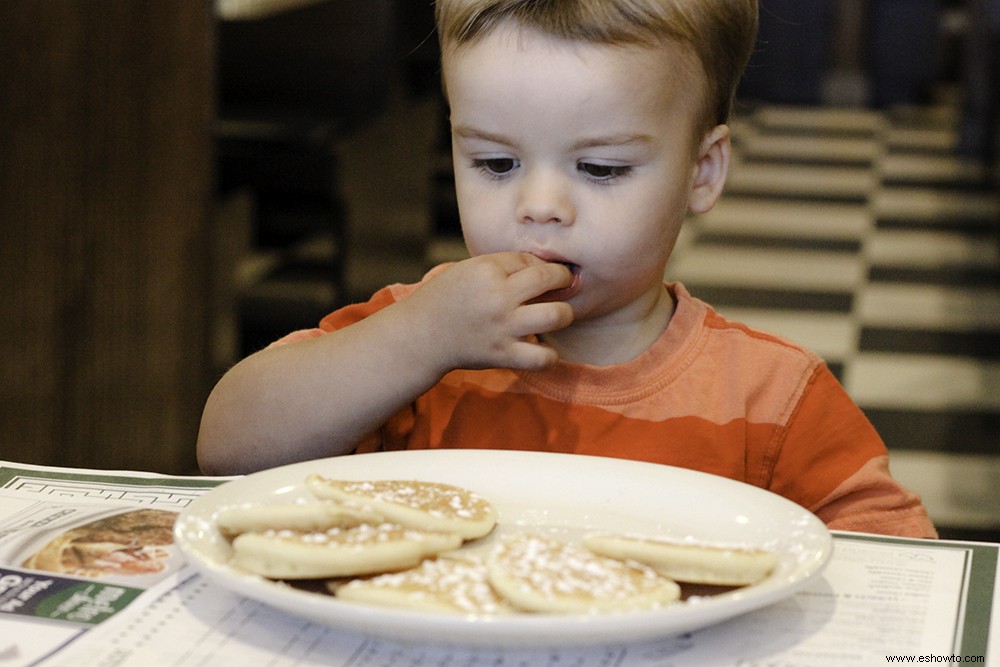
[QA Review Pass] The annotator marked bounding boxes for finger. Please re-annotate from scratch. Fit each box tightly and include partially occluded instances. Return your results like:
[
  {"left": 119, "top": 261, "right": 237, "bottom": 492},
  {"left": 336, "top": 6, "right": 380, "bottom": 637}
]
[
  {"left": 481, "top": 251, "right": 548, "bottom": 275},
  {"left": 511, "top": 302, "right": 574, "bottom": 337},
  {"left": 504, "top": 339, "right": 560, "bottom": 371},
  {"left": 507, "top": 262, "right": 573, "bottom": 302}
]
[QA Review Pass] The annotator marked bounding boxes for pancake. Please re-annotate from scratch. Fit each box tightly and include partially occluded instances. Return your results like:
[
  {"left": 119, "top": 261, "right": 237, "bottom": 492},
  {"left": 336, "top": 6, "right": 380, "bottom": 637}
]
[
  {"left": 333, "top": 554, "right": 514, "bottom": 615},
  {"left": 215, "top": 502, "right": 383, "bottom": 538},
  {"left": 230, "top": 523, "right": 462, "bottom": 579},
  {"left": 486, "top": 534, "right": 681, "bottom": 614},
  {"left": 584, "top": 533, "right": 777, "bottom": 586},
  {"left": 304, "top": 477, "right": 497, "bottom": 540}
]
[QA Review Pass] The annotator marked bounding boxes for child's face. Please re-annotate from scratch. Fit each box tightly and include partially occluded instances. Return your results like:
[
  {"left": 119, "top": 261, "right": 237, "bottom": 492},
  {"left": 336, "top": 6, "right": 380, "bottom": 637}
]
[{"left": 445, "top": 25, "right": 717, "bottom": 326}]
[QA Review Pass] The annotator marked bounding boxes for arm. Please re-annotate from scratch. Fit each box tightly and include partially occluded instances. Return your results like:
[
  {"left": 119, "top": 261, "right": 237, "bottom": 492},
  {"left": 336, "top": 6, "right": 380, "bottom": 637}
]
[
  {"left": 810, "top": 456, "right": 938, "bottom": 538},
  {"left": 765, "top": 365, "right": 937, "bottom": 538},
  {"left": 197, "top": 253, "right": 574, "bottom": 475}
]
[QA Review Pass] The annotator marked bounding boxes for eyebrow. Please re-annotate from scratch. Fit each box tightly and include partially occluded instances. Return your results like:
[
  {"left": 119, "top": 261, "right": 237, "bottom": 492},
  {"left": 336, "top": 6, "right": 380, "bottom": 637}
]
[
  {"left": 452, "top": 125, "right": 654, "bottom": 151},
  {"left": 452, "top": 126, "right": 514, "bottom": 146},
  {"left": 569, "top": 134, "right": 655, "bottom": 151}
]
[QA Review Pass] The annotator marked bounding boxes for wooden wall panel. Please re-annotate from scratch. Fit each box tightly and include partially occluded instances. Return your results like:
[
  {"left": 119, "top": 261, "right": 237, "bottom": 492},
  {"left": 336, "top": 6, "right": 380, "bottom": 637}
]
[{"left": 0, "top": 2, "right": 215, "bottom": 473}]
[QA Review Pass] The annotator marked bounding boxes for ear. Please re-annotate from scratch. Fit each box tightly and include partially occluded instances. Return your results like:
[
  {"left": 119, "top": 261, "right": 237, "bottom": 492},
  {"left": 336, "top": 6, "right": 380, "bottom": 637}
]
[{"left": 688, "top": 124, "right": 731, "bottom": 215}]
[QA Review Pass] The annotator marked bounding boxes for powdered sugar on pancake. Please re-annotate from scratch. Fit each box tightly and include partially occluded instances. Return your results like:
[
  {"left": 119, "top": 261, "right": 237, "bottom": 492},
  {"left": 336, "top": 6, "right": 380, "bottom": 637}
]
[
  {"left": 486, "top": 534, "right": 681, "bottom": 614},
  {"left": 334, "top": 555, "right": 513, "bottom": 615},
  {"left": 305, "top": 477, "right": 497, "bottom": 539}
]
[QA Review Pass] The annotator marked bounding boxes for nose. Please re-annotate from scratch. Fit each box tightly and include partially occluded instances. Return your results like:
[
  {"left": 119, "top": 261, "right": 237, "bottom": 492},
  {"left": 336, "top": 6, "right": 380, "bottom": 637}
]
[{"left": 515, "top": 167, "right": 574, "bottom": 226}]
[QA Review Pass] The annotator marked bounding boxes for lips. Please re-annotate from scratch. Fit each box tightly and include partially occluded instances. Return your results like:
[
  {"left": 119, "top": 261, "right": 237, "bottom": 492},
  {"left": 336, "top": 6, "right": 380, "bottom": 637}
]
[{"left": 531, "top": 257, "right": 581, "bottom": 303}]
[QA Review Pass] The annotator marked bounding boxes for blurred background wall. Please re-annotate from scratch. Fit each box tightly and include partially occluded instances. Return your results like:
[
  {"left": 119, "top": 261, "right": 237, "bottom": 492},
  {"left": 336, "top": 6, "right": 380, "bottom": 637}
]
[
  {"left": 0, "top": 0, "right": 996, "bottom": 476},
  {"left": 1, "top": 2, "right": 215, "bottom": 474}
]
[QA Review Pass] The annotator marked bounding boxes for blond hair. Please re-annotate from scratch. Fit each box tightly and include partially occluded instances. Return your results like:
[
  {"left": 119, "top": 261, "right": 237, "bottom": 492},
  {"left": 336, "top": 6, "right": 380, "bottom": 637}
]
[{"left": 436, "top": 0, "right": 758, "bottom": 131}]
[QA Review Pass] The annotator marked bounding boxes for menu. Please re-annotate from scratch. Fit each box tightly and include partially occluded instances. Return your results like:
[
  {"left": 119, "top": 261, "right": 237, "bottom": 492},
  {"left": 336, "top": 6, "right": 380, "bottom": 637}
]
[{"left": 0, "top": 460, "right": 996, "bottom": 667}]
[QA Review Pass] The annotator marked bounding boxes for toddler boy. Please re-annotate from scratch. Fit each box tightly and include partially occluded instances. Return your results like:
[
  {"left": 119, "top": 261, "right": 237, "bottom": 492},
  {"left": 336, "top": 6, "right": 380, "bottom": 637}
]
[{"left": 198, "top": 0, "right": 936, "bottom": 538}]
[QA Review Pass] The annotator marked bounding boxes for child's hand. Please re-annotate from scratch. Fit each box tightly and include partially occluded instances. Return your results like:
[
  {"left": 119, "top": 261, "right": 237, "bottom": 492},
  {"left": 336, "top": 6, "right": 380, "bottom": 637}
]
[
  {"left": 404, "top": 252, "right": 574, "bottom": 373},
  {"left": 197, "top": 252, "right": 574, "bottom": 473}
]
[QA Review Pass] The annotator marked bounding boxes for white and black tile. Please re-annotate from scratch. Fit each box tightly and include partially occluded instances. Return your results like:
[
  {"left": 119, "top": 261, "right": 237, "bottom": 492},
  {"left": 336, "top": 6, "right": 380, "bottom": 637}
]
[{"left": 669, "top": 103, "right": 1000, "bottom": 540}]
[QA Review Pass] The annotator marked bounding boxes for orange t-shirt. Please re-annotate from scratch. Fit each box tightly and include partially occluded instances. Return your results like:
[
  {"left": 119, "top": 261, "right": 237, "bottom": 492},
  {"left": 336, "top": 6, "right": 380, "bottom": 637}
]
[{"left": 280, "top": 272, "right": 936, "bottom": 539}]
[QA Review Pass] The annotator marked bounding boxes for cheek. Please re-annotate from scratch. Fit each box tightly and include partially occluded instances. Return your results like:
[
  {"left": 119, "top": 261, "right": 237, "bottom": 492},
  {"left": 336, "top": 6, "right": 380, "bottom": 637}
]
[
  {"left": 456, "top": 189, "right": 508, "bottom": 256},
  {"left": 586, "top": 208, "right": 682, "bottom": 279},
  {"left": 596, "top": 190, "right": 683, "bottom": 249},
  {"left": 603, "top": 236, "right": 669, "bottom": 276}
]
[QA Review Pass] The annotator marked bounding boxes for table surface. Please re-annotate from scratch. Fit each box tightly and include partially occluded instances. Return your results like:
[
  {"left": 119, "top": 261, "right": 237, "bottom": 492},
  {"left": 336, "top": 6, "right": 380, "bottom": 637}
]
[{"left": 1, "top": 459, "right": 997, "bottom": 667}]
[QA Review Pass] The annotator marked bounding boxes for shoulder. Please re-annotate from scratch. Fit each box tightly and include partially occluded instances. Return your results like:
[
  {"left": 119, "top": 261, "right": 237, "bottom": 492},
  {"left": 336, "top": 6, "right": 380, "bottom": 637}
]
[
  {"left": 605, "top": 283, "right": 832, "bottom": 434},
  {"left": 676, "top": 284, "right": 821, "bottom": 363},
  {"left": 673, "top": 283, "right": 824, "bottom": 391}
]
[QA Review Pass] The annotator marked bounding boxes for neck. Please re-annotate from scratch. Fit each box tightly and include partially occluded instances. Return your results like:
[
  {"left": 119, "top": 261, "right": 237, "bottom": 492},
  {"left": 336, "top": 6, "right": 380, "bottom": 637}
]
[{"left": 540, "top": 285, "right": 675, "bottom": 366}]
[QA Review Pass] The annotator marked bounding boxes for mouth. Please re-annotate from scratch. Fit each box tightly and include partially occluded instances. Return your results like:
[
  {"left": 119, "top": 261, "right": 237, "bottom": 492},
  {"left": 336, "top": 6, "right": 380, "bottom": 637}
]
[
  {"left": 532, "top": 258, "right": 582, "bottom": 303},
  {"left": 555, "top": 261, "right": 580, "bottom": 275},
  {"left": 526, "top": 251, "right": 577, "bottom": 272}
]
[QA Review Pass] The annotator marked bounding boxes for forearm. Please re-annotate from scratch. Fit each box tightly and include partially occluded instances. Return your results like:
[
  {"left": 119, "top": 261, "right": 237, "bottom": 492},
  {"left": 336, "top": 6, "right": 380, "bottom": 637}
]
[
  {"left": 196, "top": 302, "right": 444, "bottom": 475},
  {"left": 196, "top": 253, "right": 574, "bottom": 475}
]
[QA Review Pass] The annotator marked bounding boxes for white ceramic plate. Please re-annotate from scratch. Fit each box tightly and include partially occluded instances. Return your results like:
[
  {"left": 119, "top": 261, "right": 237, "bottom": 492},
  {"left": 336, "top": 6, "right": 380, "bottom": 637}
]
[{"left": 174, "top": 450, "right": 831, "bottom": 647}]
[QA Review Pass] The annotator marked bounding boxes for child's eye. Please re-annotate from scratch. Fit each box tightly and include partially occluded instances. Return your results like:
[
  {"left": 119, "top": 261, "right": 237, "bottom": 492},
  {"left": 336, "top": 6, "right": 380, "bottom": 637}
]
[
  {"left": 578, "top": 162, "right": 632, "bottom": 181},
  {"left": 471, "top": 157, "right": 519, "bottom": 178}
]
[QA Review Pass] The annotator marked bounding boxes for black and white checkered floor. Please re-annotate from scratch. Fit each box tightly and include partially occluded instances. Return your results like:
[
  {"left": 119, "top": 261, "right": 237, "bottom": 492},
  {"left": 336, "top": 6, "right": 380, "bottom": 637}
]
[
  {"left": 666, "top": 105, "right": 1000, "bottom": 541},
  {"left": 339, "top": 96, "right": 1000, "bottom": 542}
]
